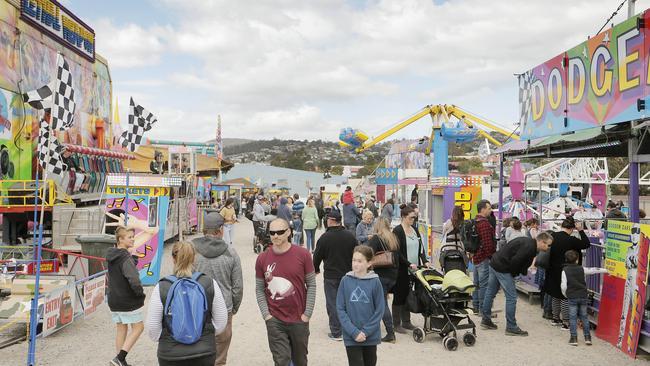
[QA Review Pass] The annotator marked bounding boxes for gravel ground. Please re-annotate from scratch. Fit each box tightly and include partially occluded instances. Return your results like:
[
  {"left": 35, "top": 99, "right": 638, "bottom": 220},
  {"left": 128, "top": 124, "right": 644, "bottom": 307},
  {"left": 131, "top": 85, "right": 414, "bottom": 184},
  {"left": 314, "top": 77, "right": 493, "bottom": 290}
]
[{"left": 3, "top": 220, "right": 648, "bottom": 365}]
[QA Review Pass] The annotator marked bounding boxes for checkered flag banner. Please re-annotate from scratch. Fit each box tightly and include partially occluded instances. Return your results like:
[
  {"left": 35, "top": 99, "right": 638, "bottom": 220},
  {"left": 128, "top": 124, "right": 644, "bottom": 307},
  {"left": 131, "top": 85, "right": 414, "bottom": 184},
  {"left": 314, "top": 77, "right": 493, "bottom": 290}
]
[
  {"left": 37, "top": 120, "right": 67, "bottom": 176},
  {"left": 118, "top": 97, "right": 158, "bottom": 152},
  {"left": 518, "top": 71, "right": 534, "bottom": 127},
  {"left": 22, "top": 53, "right": 76, "bottom": 131}
]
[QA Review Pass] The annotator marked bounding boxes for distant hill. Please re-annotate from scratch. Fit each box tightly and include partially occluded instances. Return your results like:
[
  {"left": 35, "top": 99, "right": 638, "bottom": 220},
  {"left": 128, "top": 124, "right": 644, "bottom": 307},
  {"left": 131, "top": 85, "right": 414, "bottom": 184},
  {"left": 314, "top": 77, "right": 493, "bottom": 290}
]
[
  {"left": 223, "top": 138, "right": 389, "bottom": 174},
  {"left": 218, "top": 134, "right": 507, "bottom": 176}
]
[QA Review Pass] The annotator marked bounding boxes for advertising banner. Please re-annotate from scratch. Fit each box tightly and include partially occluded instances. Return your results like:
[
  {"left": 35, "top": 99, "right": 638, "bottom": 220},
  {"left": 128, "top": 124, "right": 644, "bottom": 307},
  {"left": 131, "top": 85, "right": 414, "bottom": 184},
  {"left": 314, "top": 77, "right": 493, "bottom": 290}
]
[
  {"left": 83, "top": 275, "right": 106, "bottom": 318},
  {"left": 42, "top": 283, "right": 76, "bottom": 337},
  {"left": 20, "top": 0, "right": 95, "bottom": 61},
  {"left": 519, "top": 10, "right": 650, "bottom": 139},
  {"left": 597, "top": 221, "right": 650, "bottom": 358},
  {"left": 605, "top": 220, "right": 635, "bottom": 278},
  {"left": 105, "top": 186, "right": 170, "bottom": 285}
]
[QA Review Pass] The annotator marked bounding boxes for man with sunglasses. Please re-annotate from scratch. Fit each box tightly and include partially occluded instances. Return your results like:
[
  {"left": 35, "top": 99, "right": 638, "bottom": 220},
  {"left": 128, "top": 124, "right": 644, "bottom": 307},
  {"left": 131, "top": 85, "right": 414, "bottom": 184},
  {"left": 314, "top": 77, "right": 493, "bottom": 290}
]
[
  {"left": 255, "top": 219, "right": 316, "bottom": 366},
  {"left": 313, "top": 211, "right": 358, "bottom": 341}
]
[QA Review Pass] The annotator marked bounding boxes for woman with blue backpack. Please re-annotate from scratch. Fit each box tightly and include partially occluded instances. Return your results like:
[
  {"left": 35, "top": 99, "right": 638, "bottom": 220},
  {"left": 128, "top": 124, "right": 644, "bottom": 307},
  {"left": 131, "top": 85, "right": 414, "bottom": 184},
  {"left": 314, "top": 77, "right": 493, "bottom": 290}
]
[{"left": 146, "top": 241, "right": 228, "bottom": 365}]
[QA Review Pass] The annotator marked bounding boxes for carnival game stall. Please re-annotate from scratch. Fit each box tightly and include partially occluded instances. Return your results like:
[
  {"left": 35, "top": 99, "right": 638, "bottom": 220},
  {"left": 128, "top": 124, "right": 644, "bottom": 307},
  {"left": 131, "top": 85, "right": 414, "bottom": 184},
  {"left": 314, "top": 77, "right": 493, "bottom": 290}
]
[{"left": 495, "top": 7, "right": 650, "bottom": 357}]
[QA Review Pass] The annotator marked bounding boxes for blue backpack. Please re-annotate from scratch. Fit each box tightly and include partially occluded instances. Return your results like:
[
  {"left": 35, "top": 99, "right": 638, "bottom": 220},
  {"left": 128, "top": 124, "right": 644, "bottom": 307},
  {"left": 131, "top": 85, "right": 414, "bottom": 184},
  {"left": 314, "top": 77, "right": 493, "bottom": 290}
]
[{"left": 162, "top": 272, "right": 209, "bottom": 345}]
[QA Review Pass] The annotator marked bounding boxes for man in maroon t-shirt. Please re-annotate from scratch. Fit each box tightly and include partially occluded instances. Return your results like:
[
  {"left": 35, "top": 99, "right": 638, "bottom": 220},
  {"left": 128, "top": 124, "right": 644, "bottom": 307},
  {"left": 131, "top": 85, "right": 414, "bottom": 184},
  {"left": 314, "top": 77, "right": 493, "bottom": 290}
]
[{"left": 255, "top": 218, "right": 316, "bottom": 366}]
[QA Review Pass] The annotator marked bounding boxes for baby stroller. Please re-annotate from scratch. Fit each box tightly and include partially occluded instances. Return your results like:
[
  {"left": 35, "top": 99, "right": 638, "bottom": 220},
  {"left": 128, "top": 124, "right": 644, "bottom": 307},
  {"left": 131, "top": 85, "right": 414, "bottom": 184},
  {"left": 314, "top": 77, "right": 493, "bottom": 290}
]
[
  {"left": 407, "top": 268, "right": 476, "bottom": 351},
  {"left": 253, "top": 214, "right": 275, "bottom": 254},
  {"left": 439, "top": 243, "right": 469, "bottom": 274}
]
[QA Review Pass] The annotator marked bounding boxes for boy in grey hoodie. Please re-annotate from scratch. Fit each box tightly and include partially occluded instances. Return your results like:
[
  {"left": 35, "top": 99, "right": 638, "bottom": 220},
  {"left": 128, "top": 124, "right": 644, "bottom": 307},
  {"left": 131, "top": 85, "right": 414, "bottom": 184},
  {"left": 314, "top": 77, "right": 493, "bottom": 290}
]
[{"left": 193, "top": 213, "right": 243, "bottom": 366}]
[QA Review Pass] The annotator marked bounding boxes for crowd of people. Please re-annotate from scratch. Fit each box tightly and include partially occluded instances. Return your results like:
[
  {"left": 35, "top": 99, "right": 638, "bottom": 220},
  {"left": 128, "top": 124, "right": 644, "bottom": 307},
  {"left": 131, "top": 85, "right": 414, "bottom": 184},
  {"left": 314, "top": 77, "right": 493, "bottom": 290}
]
[{"left": 105, "top": 188, "right": 626, "bottom": 366}]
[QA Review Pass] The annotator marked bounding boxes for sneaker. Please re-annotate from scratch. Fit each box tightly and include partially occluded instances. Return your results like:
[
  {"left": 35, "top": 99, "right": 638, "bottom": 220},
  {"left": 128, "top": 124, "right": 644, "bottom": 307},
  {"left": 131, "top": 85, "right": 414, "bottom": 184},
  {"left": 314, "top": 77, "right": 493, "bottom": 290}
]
[
  {"left": 394, "top": 326, "right": 407, "bottom": 334},
  {"left": 381, "top": 332, "right": 396, "bottom": 343},
  {"left": 550, "top": 319, "right": 563, "bottom": 326},
  {"left": 110, "top": 357, "right": 126, "bottom": 366},
  {"left": 505, "top": 328, "right": 529, "bottom": 337},
  {"left": 480, "top": 320, "right": 498, "bottom": 330},
  {"left": 401, "top": 322, "right": 416, "bottom": 331},
  {"left": 569, "top": 336, "right": 578, "bottom": 346},
  {"left": 328, "top": 333, "right": 343, "bottom": 341},
  {"left": 585, "top": 335, "right": 592, "bottom": 346},
  {"left": 542, "top": 312, "right": 553, "bottom": 320},
  {"left": 561, "top": 323, "right": 570, "bottom": 331}
]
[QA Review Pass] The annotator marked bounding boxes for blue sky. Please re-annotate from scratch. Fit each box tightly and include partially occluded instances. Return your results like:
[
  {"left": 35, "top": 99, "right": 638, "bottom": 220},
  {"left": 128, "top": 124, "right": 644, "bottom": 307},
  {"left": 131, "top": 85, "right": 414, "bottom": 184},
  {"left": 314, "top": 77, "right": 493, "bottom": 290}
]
[{"left": 59, "top": 0, "right": 650, "bottom": 143}]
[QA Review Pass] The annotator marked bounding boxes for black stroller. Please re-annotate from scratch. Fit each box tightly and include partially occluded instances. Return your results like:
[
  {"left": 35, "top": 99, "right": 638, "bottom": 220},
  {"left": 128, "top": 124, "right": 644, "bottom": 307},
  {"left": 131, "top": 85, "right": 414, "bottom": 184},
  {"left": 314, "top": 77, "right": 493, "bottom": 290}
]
[
  {"left": 439, "top": 243, "right": 469, "bottom": 274},
  {"left": 253, "top": 215, "right": 275, "bottom": 254},
  {"left": 408, "top": 268, "right": 477, "bottom": 351}
]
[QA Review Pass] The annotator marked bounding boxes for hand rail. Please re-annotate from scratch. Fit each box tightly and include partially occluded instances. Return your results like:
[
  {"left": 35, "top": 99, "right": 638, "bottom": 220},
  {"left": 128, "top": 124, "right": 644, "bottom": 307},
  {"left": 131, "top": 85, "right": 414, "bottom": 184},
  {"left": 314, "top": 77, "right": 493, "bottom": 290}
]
[{"left": 0, "top": 180, "right": 56, "bottom": 207}]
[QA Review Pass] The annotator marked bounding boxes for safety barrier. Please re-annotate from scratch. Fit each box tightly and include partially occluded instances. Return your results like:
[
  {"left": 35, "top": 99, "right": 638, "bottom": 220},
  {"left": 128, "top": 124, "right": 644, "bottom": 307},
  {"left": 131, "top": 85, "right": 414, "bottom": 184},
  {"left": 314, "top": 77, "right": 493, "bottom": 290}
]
[{"left": 0, "top": 180, "right": 57, "bottom": 208}]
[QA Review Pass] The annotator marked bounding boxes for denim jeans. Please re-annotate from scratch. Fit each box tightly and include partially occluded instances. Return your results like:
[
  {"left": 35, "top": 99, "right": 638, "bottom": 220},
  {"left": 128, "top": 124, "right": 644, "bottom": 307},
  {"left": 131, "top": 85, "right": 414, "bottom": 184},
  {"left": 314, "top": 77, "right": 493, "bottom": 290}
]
[
  {"left": 568, "top": 298, "right": 591, "bottom": 338},
  {"left": 324, "top": 278, "right": 342, "bottom": 337},
  {"left": 543, "top": 293, "right": 552, "bottom": 314},
  {"left": 292, "top": 231, "right": 303, "bottom": 245},
  {"left": 482, "top": 266, "right": 518, "bottom": 331},
  {"left": 378, "top": 277, "right": 396, "bottom": 334},
  {"left": 472, "top": 259, "right": 490, "bottom": 311},
  {"left": 304, "top": 229, "right": 316, "bottom": 252}
]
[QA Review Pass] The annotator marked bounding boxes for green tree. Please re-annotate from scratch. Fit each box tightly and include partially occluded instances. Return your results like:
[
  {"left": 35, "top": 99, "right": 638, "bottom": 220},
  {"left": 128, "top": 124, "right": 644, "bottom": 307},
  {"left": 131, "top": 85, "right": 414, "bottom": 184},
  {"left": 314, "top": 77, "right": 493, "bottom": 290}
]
[
  {"left": 319, "top": 160, "right": 332, "bottom": 172},
  {"left": 331, "top": 165, "right": 344, "bottom": 175},
  {"left": 457, "top": 158, "right": 484, "bottom": 174}
]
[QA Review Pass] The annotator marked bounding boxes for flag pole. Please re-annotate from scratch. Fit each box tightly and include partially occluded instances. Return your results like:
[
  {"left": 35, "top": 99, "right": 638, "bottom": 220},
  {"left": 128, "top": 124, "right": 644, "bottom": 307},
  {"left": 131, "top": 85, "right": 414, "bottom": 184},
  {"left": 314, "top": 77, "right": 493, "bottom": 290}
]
[
  {"left": 124, "top": 169, "right": 130, "bottom": 226},
  {"left": 27, "top": 118, "right": 52, "bottom": 366}
]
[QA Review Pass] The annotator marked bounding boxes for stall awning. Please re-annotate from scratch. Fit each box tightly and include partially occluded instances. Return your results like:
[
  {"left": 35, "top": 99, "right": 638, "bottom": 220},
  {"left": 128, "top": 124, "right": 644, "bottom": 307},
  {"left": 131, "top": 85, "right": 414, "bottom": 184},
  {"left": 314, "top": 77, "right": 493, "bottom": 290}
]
[
  {"left": 220, "top": 177, "right": 257, "bottom": 189},
  {"left": 494, "top": 124, "right": 629, "bottom": 159}
]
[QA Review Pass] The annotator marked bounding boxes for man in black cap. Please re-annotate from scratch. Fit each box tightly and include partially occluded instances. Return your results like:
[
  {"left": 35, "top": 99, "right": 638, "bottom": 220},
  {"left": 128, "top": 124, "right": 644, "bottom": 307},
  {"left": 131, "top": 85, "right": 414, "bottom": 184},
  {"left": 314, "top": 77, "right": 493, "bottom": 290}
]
[{"left": 313, "top": 211, "right": 358, "bottom": 341}]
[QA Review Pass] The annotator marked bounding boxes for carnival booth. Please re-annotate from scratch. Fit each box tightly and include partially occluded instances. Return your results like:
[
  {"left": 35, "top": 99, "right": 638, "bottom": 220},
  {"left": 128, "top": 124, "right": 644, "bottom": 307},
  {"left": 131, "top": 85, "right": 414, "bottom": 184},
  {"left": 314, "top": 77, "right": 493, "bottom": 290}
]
[
  {"left": 494, "top": 8, "right": 650, "bottom": 357},
  {"left": 102, "top": 174, "right": 180, "bottom": 285}
]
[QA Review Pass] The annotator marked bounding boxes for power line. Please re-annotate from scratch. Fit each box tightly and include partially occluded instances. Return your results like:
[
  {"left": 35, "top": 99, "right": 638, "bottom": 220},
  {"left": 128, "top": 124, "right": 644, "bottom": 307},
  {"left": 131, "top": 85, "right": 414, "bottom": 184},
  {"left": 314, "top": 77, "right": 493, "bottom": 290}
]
[{"left": 595, "top": 0, "right": 627, "bottom": 36}]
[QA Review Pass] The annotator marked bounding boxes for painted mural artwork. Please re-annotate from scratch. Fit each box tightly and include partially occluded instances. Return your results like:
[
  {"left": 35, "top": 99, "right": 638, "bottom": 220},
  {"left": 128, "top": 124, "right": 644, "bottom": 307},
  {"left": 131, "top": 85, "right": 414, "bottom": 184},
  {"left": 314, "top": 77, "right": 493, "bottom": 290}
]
[
  {"left": 519, "top": 11, "right": 650, "bottom": 140},
  {"left": 0, "top": 88, "right": 33, "bottom": 180},
  {"left": 104, "top": 190, "right": 170, "bottom": 286},
  {"left": 386, "top": 140, "right": 427, "bottom": 169},
  {"left": 0, "top": 19, "right": 19, "bottom": 91},
  {"left": 0, "top": 12, "right": 113, "bottom": 180},
  {"left": 597, "top": 221, "right": 650, "bottom": 358}
]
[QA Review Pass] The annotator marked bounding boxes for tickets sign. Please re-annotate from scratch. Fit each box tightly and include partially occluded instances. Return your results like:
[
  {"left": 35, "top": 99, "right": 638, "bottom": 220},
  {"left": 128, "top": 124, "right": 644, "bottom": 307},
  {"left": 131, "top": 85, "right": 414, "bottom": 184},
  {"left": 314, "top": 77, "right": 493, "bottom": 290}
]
[
  {"left": 20, "top": 0, "right": 95, "bottom": 61},
  {"left": 106, "top": 186, "right": 171, "bottom": 197}
]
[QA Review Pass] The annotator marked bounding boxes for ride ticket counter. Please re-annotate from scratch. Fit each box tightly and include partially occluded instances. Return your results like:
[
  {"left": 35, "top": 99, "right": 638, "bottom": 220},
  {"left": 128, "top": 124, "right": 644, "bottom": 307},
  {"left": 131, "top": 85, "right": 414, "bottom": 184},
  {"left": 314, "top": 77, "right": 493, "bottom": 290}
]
[{"left": 103, "top": 174, "right": 180, "bottom": 285}]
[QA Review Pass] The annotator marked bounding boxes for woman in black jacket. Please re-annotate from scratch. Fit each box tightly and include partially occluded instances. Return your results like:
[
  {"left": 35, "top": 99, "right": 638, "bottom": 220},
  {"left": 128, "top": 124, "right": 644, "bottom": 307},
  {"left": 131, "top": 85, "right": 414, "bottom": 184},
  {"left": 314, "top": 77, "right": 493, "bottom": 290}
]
[
  {"left": 366, "top": 217, "right": 400, "bottom": 343},
  {"left": 543, "top": 217, "right": 590, "bottom": 327},
  {"left": 392, "top": 205, "right": 430, "bottom": 333}
]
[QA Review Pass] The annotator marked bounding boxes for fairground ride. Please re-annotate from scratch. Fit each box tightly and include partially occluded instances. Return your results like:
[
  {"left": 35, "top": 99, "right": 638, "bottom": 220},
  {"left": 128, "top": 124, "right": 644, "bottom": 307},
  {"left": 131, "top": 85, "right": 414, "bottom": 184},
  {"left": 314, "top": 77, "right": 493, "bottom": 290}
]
[{"left": 339, "top": 104, "right": 520, "bottom": 177}]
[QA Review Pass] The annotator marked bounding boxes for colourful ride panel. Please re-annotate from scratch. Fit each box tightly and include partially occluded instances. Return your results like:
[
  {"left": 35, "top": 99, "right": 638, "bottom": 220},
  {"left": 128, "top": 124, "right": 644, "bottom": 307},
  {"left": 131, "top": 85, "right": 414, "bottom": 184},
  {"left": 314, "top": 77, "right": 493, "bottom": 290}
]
[
  {"left": 105, "top": 185, "right": 170, "bottom": 286},
  {"left": 519, "top": 10, "right": 650, "bottom": 139}
]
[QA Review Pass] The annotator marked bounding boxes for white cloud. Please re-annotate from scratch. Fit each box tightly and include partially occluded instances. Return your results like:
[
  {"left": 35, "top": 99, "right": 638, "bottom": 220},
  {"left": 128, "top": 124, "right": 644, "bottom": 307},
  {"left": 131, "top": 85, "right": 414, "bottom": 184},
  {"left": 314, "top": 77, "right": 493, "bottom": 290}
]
[
  {"left": 93, "top": 19, "right": 166, "bottom": 68},
  {"left": 100, "top": 0, "right": 650, "bottom": 140}
]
